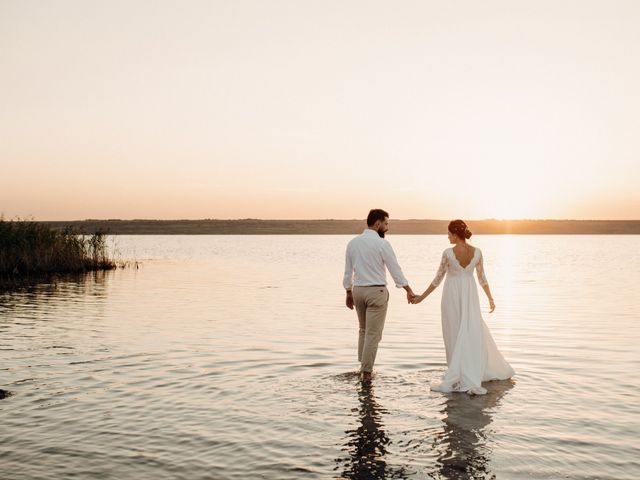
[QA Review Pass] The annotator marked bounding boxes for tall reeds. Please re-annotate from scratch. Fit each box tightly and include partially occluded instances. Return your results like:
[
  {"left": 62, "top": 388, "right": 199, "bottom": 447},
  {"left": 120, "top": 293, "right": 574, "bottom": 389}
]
[{"left": 0, "top": 218, "right": 116, "bottom": 277}]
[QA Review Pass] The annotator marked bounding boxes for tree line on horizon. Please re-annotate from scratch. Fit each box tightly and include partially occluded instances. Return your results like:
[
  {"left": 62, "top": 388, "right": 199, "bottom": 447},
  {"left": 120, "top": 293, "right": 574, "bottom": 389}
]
[{"left": 34, "top": 218, "right": 640, "bottom": 235}]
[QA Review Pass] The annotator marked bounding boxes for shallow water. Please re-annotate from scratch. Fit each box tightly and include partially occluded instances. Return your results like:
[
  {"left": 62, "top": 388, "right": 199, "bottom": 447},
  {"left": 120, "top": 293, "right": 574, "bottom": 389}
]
[{"left": 1, "top": 235, "right": 639, "bottom": 479}]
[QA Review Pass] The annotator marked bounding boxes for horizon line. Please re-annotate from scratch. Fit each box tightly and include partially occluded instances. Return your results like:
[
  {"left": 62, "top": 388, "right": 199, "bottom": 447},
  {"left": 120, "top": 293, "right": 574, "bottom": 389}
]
[{"left": 27, "top": 217, "right": 640, "bottom": 222}]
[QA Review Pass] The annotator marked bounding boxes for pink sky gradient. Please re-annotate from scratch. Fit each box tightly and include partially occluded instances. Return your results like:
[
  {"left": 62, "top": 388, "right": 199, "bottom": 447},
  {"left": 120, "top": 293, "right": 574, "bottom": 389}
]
[{"left": 2, "top": 1, "right": 639, "bottom": 220}]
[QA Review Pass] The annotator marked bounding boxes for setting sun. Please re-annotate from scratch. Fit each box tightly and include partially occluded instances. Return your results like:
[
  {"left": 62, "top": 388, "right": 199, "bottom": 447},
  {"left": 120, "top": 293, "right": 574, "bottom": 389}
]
[{"left": 1, "top": 0, "right": 638, "bottom": 221}]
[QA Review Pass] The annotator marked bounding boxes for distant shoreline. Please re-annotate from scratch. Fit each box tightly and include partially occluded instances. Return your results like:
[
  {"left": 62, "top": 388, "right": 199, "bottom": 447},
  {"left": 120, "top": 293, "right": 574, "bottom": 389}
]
[{"left": 39, "top": 219, "right": 640, "bottom": 235}]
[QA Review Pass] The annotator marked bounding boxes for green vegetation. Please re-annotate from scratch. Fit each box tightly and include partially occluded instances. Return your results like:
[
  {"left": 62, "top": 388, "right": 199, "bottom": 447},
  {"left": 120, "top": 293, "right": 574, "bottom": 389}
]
[{"left": 0, "top": 218, "right": 116, "bottom": 278}]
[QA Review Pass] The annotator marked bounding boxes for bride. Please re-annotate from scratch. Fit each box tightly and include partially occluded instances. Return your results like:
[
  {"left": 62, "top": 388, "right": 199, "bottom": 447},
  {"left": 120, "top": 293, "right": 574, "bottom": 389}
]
[{"left": 411, "top": 220, "right": 514, "bottom": 395}]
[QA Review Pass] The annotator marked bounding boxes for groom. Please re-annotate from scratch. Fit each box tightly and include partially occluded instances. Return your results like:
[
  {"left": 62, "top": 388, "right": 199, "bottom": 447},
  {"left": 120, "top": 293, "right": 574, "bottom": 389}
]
[{"left": 343, "top": 209, "right": 415, "bottom": 381}]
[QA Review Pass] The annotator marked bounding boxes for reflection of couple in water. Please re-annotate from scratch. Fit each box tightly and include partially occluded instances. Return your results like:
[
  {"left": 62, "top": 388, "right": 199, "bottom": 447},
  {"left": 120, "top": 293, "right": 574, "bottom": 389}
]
[{"left": 337, "top": 379, "right": 514, "bottom": 479}]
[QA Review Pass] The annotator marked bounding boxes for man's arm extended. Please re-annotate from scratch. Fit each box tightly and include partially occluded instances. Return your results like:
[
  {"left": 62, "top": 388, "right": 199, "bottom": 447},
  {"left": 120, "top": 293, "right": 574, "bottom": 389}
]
[{"left": 381, "top": 242, "right": 415, "bottom": 301}]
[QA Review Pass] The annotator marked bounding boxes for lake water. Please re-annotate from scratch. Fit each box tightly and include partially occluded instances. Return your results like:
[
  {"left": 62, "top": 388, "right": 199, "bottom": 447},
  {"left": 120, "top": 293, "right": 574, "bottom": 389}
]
[{"left": 1, "top": 235, "right": 639, "bottom": 479}]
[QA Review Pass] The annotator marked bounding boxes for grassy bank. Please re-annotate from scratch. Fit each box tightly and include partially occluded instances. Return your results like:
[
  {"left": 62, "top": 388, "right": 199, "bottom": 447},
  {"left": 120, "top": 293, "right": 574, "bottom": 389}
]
[{"left": 0, "top": 219, "right": 116, "bottom": 278}]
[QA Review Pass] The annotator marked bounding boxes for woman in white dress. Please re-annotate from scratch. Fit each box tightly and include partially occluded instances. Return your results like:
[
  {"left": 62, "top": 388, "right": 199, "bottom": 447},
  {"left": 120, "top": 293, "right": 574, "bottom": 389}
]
[{"left": 411, "top": 220, "right": 514, "bottom": 395}]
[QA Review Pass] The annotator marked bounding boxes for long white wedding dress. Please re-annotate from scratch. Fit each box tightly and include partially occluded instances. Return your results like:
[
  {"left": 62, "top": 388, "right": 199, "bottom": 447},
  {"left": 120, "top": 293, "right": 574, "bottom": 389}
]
[{"left": 430, "top": 247, "right": 514, "bottom": 395}]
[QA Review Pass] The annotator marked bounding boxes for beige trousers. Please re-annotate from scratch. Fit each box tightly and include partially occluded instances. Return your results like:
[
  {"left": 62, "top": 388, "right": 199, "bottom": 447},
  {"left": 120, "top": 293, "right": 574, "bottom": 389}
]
[{"left": 352, "top": 286, "right": 389, "bottom": 373}]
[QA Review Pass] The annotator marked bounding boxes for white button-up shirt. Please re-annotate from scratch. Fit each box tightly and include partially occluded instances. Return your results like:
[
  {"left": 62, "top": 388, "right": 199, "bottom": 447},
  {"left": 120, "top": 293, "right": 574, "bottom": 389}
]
[{"left": 343, "top": 229, "right": 409, "bottom": 290}]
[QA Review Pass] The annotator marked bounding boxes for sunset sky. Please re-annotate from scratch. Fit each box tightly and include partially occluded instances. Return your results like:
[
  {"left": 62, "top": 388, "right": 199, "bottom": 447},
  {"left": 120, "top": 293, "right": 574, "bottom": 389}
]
[{"left": 2, "top": 1, "right": 639, "bottom": 220}]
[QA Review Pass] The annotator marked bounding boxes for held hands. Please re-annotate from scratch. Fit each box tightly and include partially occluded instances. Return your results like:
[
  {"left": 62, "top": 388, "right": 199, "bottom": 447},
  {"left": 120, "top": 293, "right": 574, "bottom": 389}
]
[
  {"left": 409, "top": 293, "right": 426, "bottom": 304},
  {"left": 405, "top": 285, "right": 426, "bottom": 305},
  {"left": 410, "top": 284, "right": 435, "bottom": 305},
  {"left": 406, "top": 289, "right": 416, "bottom": 304},
  {"left": 346, "top": 288, "right": 431, "bottom": 308}
]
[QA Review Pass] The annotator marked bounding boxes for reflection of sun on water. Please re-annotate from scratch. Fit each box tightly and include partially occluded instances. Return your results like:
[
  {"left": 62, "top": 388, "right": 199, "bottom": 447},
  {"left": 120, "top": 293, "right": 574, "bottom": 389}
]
[
  {"left": 494, "top": 235, "right": 517, "bottom": 338},
  {"left": 497, "top": 235, "right": 516, "bottom": 299}
]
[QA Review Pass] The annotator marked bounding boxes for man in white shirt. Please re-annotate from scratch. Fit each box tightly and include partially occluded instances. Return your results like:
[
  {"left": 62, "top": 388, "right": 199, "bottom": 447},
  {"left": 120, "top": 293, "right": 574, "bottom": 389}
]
[{"left": 343, "top": 209, "right": 415, "bottom": 381}]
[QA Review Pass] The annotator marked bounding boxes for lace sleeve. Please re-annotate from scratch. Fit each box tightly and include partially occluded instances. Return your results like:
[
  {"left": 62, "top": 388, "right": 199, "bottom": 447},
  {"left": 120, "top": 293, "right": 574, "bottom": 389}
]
[
  {"left": 431, "top": 250, "right": 448, "bottom": 287},
  {"left": 476, "top": 250, "right": 489, "bottom": 287}
]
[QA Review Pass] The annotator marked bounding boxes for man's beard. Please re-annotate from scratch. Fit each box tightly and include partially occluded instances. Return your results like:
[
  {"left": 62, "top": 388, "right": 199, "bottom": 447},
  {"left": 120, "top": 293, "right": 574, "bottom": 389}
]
[{"left": 377, "top": 229, "right": 385, "bottom": 238}]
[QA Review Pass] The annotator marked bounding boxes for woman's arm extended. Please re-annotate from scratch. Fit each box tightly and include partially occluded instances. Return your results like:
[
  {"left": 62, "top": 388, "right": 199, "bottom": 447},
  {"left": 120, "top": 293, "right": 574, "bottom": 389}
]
[
  {"left": 411, "top": 251, "right": 447, "bottom": 304},
  {"left": 481, "top": 283, "right": 496, "bottom": 313},
  {"left": 476, "top": 251, "right": 495, "bottom": 312}
]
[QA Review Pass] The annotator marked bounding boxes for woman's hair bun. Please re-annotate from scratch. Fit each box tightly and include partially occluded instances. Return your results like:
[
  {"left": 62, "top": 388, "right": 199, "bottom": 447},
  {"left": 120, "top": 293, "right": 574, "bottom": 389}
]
[{"left": 448, "top": 219, "right": 472, "bottom": 240}]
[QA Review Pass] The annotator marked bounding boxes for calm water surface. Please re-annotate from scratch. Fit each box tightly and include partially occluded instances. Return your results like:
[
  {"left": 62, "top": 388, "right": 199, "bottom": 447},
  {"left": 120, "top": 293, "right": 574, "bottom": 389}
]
[{"left": 1, "top": 235, "right": 639, "bottom": 479}]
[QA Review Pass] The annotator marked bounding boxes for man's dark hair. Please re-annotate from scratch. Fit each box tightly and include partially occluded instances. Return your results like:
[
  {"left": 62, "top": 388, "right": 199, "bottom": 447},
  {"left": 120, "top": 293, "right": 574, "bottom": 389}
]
[{"left": 367, "top": 209, "right": 389, "bottom": 227}]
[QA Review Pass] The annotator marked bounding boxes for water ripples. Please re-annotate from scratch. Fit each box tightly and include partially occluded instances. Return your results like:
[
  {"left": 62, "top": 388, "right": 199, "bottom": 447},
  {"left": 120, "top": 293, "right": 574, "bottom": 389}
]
[{"left": 1, "top": 235, "right": 639, "bottom": 479}]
